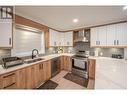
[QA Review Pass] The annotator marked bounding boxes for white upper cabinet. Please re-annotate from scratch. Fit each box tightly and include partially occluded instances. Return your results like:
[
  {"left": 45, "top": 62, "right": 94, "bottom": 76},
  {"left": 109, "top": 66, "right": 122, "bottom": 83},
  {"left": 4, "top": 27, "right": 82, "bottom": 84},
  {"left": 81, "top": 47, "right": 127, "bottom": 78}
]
[
  {"left": 49, "top": 29, "right": 59, "bottom": 46},
  {"left": 98, "top": 26, "right": 107, "bottom": 46},
  {"left": 116, "top": 23, "right": 127, "bottom": 46},
  {"left": 91, "top": 26, "right": 107, "bottom": 46},
  {"left": 64, "top": 31, "right": 73, "bottom": 46},
  {"left": 49, "top": 29, "right": 73, "bottom": 47},
  {"left": 90, "top": 22, "right": 127, "bottom": 47},
  {"left": 0, "top": 19, "right": 12, "bottom": 48},
  {"left": 107, "top": 24, "right": 116, "bottom": 46},
  {"left": 90, "top": 27, "right": 98, "bottom": 46}
]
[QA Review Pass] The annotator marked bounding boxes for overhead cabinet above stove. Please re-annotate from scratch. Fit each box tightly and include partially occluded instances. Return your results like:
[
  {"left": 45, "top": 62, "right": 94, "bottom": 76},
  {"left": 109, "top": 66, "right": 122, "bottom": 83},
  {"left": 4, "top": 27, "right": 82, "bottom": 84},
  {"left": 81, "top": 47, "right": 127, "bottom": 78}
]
[{"left": 90, "top": 22, "right": 127, "bottom": 47}]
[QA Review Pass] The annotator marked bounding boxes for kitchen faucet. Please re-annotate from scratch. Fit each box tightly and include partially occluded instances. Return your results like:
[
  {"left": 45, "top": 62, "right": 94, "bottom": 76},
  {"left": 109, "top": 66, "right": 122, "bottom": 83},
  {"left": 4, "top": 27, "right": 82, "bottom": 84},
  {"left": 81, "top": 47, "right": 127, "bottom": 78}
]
[{"left": 32, "top": 49, "right": 39, "bottom": 59}]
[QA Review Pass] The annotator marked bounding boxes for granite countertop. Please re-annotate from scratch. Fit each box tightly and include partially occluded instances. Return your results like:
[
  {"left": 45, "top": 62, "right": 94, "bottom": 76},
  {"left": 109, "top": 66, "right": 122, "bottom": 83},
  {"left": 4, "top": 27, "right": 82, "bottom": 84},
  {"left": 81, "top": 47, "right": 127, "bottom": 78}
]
[
  {"left": 0, "top": 53, "right": 74, "bottom": 75},
  {"left": 0, "top": 53, "right": 127, "bottom": 76}
]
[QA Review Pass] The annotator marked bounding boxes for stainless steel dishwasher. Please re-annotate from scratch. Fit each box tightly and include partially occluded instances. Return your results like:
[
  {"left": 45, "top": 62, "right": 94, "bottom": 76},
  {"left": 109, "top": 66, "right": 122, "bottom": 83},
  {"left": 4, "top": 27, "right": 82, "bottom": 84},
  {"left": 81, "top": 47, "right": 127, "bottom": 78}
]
[{"left": 51, "top": 57, "right": 60, "bottom": 77}]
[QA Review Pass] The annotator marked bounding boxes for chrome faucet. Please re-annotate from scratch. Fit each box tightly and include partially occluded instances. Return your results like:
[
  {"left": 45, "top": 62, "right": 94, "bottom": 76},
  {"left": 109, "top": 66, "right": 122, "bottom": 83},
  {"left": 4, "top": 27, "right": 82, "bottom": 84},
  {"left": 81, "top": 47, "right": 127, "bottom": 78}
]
[{"left": 32, "top": 49, "right": 39, "bottom": 59}]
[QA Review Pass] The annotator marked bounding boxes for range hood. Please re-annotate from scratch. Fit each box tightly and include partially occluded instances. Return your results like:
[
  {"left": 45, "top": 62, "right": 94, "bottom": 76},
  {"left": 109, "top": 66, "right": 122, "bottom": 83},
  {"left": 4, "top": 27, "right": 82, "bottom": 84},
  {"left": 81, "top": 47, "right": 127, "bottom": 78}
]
[{"left": 74, "top": 29, "right": 89, "bottom": 43}]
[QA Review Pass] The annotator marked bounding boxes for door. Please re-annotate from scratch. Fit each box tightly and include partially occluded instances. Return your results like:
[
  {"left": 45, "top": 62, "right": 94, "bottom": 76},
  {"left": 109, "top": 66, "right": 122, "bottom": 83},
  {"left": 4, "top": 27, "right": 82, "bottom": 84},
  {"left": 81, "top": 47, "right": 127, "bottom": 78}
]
[
  {"left": 49, "top": 29, "right": 59, "bottom": 46},
  {"left": 0, "top": 19, "right": 12, "bottom": 47},
  {"left": 116, "top": 23, "right": 127, "bottom": 46},
  {"left": 98, "top": 26, "right": 107, "bottom": 46},
  {"left": 107, "top": 24, "right": 116, "bottom": 46},
  {"left": 60, "top": 56, "right": 64, "bottom": 70},
  {"left": 58, "top": 32, "right": 64, "bottom": 46},
  {"left": 90, "top": 27, "right": 98, "bottom": 46},
  {"left": 26, "top": 65, "right": 38, "bottom": 89},
  {"left": 63, "top": 56, "right": 72, "bottom": 71},
  {"left": 1, "top": 72, "right": 16, "bottom": 89},
  {"left": 64, "top": 32, "right": 73, "bottom": 46},
  {"left": 43, "top": 61, "right": 51, "bottom": 81},
  {"left": 16, "top": 68, "right": 26, "bottom": 89},
  {"left": 38, "top": 63, "right": 44, "bottom": 85}
]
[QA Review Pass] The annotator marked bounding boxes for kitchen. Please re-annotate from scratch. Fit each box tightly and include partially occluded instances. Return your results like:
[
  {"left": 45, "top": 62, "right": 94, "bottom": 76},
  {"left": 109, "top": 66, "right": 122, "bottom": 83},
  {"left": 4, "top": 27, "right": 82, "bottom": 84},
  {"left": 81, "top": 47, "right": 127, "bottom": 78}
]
[{"left": 0, "top": 6, "right": 127, "bottom": 89}]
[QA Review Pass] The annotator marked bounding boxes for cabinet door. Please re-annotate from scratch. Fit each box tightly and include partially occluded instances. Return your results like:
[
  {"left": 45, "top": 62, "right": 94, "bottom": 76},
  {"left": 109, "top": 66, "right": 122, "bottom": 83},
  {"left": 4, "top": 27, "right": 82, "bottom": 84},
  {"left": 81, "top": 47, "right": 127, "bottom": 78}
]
[
  {"left": 1, "top": 72, "right": 16, "bottom": 89},
  {"left": 90, "top": 28, "right": 98, "bottom": 46},
  {"left": 26, "top": 65, "right": 38, "bottom": 89},
  {"left": 66, "top": 57, "right": 72, "bottom": 71},
  {"left": 0, "top": 19, "right": 12, "bottom": 47},
  {"left": 60, "top": 56, "right": 64, "bottom": 70},
  {"left": 43, "top": 61, "right": 51, "bottom": 81},
  {"left": 88, "top": 59, "right": 96, "bottom": 79},
  {"left": 116, "top": 23, "right": 127, "bottom": 46},
  {"left": 38, "top": 63, "right": 44, "bottom": 85},
  {"left": 59, "top": 32, "right": 65, "bottom": 46},
  {"left": 16, "top": 68, "right": 26, "bottom": 89},
  {"left": 107, "top": 24, "right": 116, "bottom": 46},
  {"left": 64, "top": 32, "right": 73, "bottom": 46},
  {"left": 98, "top": 26, "right": 107, "bottom": 46},
  {"left": 63, "top": 56, "right": 72, "bottom": 71},
  {"left": 0, "top": 82, "right": 1, "bottom": 89},
  {"left": 49, "top": 29, "right": 59, "bottom": 46}
]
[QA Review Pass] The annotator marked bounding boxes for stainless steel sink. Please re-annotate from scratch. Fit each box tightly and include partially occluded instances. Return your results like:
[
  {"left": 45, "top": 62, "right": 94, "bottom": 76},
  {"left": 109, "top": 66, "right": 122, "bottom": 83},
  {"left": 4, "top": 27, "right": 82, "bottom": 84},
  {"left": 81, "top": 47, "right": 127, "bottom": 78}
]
[{"left": 24, "top": 58, "right": 44, "bottom": 64}]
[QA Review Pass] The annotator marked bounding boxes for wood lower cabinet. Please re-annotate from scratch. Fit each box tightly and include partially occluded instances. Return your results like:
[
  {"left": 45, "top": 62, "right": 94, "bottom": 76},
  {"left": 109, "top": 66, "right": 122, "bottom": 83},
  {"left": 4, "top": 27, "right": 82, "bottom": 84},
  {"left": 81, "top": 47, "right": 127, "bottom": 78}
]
[
  {"left": 0, "top": 72, "right": 17, "bottom": 89},
  {"left": 0, "top": 76, "right": 2, "bottom": 89},
  {"left": 60, "top": 56, "right": 64, "bottom": 70},
  {"left": 60, "top": 56, "right": 72, "bottom": 71},
  {"left": 88, "top": 59, "right": 96, "bottom": 79},
  {"left": 37, "top": 62, "right": 45, "bottom": 85},
  {"left": 25, "top": 65, "right": 39, "bottom": 89},
  {"left": 43, "top": 60, "right": 51, "bottom": 81},
  {"left": 0, "top": 57, "right": 73, "bottom": 89},
  {"left": 16, "top": 68, "right": 26, "bottom": 89}
]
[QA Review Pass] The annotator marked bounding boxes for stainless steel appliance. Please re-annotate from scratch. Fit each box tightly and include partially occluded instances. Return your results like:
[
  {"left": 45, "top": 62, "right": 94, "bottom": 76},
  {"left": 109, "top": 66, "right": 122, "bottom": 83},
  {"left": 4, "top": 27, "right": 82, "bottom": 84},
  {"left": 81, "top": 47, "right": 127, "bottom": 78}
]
[
  {"left": 74, "top": 29, "right": 90, "bottom": 43},
  {"left": 2, "top": 57, "right": 23, "bottom": 69},
  {"left": 51, "top": 57, "right": 60, "bottom": 77},
  {"left": 72, "top": 51, "right": 89, "bottom": 78},
  {"left": 112, "top": 54, "right": 123, "bottom": 59}
]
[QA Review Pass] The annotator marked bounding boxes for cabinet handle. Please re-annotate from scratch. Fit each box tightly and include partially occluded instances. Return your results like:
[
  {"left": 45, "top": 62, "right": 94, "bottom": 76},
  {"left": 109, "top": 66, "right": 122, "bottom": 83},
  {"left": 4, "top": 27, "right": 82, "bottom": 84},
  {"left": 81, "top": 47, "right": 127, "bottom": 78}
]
[
  {"left": 54, "top": 42, "right": 56, "bottom": 46},
  {"left": 67, "top": 42, "right": 69, "bottom": 45},
  {"left": 4, "top": 83, "right": 15, "bottom": 89},
  {"left": 41, "top": 64, "right": 43, "bottom": 69},
  {"left": 39, "top": 64, "right": 41, "bottom": 70},
  {"left": 9, "top": 38, "right": 11, "bottom": 45},
  {"left": 117, "top": 40, "right": 119, "bottom": 45},
  {"left": 114, "top": 40, "right": 116, "bottom": 45},
  {"left": 3, "top": 73, "right": 15, "bottom": 78},
  {"left": 99, "top": 41, "right": 100, "bottom": 45}
]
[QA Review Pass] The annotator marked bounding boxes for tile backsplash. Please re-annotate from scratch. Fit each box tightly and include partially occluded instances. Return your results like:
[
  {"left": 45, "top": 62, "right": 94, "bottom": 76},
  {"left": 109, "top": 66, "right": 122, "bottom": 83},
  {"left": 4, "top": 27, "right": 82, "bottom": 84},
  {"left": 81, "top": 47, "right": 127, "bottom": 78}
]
[
  {"left": 73, "top": 42, "right": 124, "bottom": 57},
  {"left": 0, "top": 42, "right": 124, "bottom": 61},
  {"left": 0, "top": 49, "right": 11, "bottom": 64}
]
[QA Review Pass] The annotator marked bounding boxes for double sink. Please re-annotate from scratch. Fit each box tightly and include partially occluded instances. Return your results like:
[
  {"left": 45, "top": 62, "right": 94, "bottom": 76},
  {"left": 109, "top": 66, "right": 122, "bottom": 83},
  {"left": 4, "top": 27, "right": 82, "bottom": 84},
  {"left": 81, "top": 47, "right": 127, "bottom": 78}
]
[{"left": 24, "top": 58, "right": 45, "bottom": 64}]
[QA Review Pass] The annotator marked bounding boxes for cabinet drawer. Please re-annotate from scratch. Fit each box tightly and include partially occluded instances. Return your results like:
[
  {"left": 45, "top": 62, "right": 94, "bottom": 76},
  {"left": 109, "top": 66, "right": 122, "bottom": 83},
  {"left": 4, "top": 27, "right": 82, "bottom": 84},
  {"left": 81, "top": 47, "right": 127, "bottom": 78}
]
[{"left": 1, "top": 72, "right": 16, "bottom": 89}]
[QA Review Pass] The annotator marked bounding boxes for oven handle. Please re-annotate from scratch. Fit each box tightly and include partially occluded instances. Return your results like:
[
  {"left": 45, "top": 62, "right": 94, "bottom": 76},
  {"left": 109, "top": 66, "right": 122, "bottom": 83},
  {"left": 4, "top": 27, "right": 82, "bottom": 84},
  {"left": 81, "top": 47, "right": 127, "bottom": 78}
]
[{"left": 72, "top": 58, "right": 88, "bottom": 61}]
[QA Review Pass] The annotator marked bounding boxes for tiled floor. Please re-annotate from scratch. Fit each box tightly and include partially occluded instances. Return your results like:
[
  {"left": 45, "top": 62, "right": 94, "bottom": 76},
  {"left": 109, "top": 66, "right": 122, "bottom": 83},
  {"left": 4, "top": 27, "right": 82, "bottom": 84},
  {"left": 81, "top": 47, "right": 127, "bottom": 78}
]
[{"left": 51, "top": 70, "right": 86, "bottom": 89}]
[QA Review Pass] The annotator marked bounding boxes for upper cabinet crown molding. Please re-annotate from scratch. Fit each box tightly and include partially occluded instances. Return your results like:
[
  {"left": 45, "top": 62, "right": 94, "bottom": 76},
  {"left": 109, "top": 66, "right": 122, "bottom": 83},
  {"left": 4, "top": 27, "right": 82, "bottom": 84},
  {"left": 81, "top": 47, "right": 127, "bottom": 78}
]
[{"left": 90, "top": 22, "right": 127, "bottom": 47}]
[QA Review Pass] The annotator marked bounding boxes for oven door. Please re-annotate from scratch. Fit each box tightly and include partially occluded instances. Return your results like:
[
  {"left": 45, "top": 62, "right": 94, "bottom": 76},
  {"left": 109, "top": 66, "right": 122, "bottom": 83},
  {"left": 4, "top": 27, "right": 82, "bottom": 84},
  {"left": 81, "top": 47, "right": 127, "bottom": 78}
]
[{"left": 72, "top": 58, "right": 87, "bottom": 71}]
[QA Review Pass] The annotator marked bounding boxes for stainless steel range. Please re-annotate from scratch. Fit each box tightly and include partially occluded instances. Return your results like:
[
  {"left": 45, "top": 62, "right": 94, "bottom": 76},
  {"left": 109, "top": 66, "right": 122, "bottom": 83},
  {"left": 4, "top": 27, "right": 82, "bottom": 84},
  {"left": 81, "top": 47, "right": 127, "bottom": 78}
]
[{"left": 72, "top": 51, "right": 89, "bottom": 79}]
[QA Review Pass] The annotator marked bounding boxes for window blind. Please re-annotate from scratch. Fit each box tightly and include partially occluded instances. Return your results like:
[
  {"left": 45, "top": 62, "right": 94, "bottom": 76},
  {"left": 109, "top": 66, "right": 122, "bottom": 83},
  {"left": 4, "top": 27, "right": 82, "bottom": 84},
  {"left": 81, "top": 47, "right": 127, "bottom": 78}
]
[{"left": 11, "top": 27, "right": 45, "bottom": 56}]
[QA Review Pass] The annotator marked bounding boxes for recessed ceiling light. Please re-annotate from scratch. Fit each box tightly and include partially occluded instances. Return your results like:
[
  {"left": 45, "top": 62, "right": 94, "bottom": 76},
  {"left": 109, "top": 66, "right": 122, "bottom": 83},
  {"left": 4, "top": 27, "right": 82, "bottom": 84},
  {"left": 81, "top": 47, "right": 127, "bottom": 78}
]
[
  {"left": 73, "top": 19, "right": 79, "bottom": 23},
  {"left": 123, "top": 6, "right": 127, "bottom": 10}
]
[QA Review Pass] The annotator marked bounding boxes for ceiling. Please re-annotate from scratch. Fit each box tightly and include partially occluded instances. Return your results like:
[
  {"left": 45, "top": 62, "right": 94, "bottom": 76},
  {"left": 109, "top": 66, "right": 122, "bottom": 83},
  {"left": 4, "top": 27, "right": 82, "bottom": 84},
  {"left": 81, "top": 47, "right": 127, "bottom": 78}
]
[{"left": 15, "top": 6, "right": 127, "bottom": 31}]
